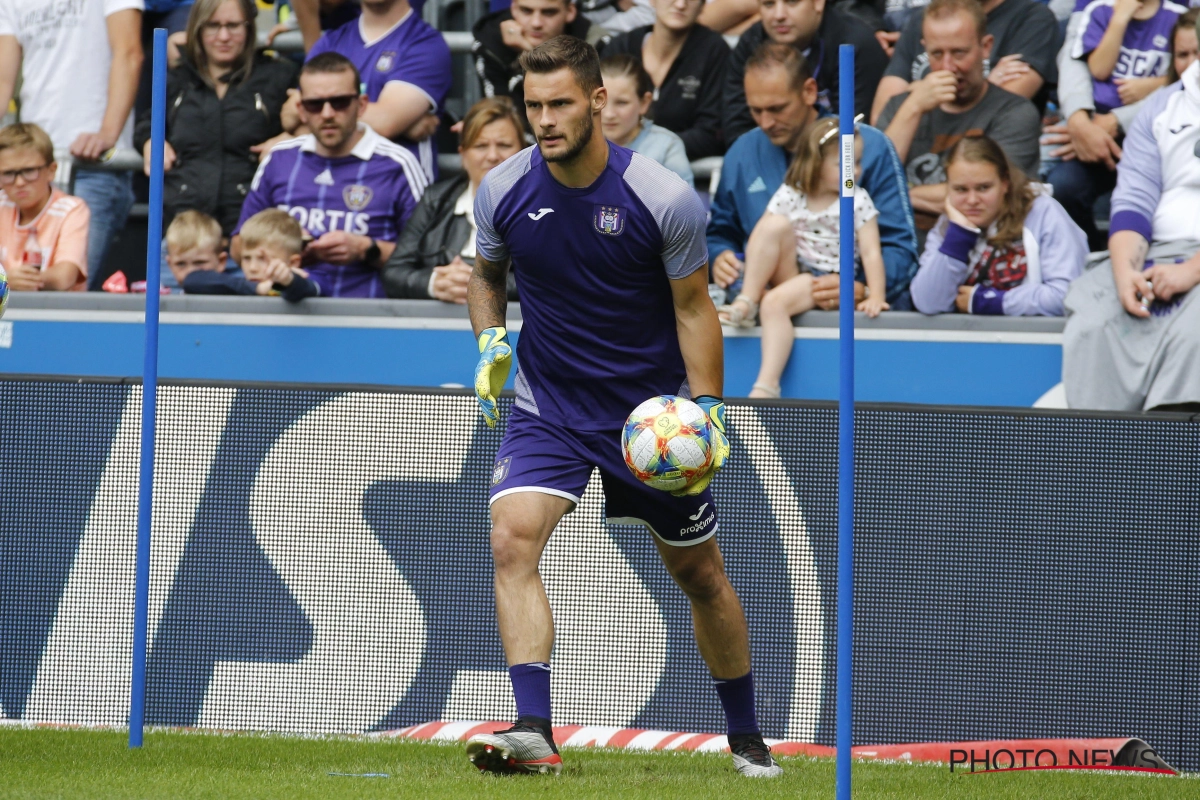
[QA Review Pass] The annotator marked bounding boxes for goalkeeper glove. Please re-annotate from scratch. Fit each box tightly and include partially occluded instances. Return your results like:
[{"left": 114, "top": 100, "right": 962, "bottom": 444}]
[
  {"left": 673, "top": 394, "right": 730, "bottom": 496},
  {"left": 473, "top": 326, "right": 512, "bottom": 428}
]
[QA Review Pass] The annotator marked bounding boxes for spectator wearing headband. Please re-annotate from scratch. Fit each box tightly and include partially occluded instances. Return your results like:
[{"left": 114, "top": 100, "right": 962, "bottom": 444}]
[
  {"left": 707, "top": 43, "right": 918, "bottom": 309},
  {"left": 383, "top": 97, "right": 525, "bottom": 302},
  {"left": 600, "top": 54, "right": 694, "bottom": 184},
  {"left": 600, "top": 0, "right": 730, "bottom": 159},
  {"left": 911, "top": 135, "right": 1085, "bottom": 316}
]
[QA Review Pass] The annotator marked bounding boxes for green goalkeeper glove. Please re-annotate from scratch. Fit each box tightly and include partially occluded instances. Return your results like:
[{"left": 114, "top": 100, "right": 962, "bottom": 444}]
[
  {"left": 473, "top": 326, "right": 512, "bottom": 428},
  {"left": 672, "top": 395, "right": 730, "bottom": 497}
]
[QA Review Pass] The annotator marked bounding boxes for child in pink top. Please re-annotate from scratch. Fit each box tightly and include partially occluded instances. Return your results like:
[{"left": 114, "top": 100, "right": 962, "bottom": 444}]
[{"left": 0, "top": 123, "right": 89, "bottom": 291}]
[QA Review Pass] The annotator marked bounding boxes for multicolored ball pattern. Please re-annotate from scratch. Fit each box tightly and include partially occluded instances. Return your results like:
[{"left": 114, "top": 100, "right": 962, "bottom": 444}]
[
  {"left": 0, "top": 263, "right": 8, "bottom": 319},
  {"left": 621, "top": 395, "right": 714, "bottom": 492}
]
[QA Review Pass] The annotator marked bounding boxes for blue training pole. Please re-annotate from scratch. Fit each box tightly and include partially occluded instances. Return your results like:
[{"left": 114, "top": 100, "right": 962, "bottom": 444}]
[
  {"left": 129, "top": 28, "right": 168, "bottom": 749},
  {"left": 835, "top": 44, "right": 856, "bottom": 800}
]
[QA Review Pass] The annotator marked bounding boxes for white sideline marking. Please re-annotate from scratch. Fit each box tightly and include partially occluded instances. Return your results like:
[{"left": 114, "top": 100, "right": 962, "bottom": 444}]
[
  {"left": 5, "top": 308, "right": 1061, "bottom": 343},
  {"left": 0, "top": 320, "right": 12, "bottom": 348}
]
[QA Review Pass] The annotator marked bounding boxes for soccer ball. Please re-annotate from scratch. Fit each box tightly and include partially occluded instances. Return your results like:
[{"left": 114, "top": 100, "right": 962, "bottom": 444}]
[
  {"left": 621, "top": 396, "right": 714, "bottom": 492},
  {"left": 0, "top": 264, "right": 7, "bottom": 319}
]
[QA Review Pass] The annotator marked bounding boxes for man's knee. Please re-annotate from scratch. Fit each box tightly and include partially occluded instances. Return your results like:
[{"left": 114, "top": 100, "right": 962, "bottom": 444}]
[
  {"left": 490, "top": 520, "right": 542, "bottom": 574},
  {"left": 668, "top": 551, "right": 732, "bottom": 602}
]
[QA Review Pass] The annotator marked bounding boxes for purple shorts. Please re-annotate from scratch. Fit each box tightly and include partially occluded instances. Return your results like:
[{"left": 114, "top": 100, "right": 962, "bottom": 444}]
[{"left": 489, "top": 409, "right": 718, "bottom": 546}]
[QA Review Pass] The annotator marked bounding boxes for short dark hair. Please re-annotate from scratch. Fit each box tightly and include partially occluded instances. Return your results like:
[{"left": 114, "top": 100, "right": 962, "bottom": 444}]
[
  {"left": 745, "top": 42, "right": 814, "bottom": 94},
  {"left": 518, "top": 35, "right": 603, "bottom": 97},
  {"left": 600, "top": 53, "right": 653, "bottom": 98},
  {"left": 300, "top": 52, "right": 363, "bottom": 93}
]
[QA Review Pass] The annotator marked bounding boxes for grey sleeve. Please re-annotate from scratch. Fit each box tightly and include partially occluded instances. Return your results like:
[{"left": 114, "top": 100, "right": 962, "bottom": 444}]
[
  {"left": 625, "top": 152, "right": 709, "bottom": 279},
  {"left": 472, "top": 147, "right": 534, "bottom": 262},
  {"left": 988, "top": 97, "right": 1044, "bottom": 178},
  {"left": 875, "top": 92, "right": 907, "bottom": 132},
  {"left": 884, "top": 12, "right": 924, "bottom": 80},
  {"left": 1057, "top": 13, "right": 1095, "bottom": 119},
  {"left": 1111, "top": 97, "right": 1147, "bottom": 134}
]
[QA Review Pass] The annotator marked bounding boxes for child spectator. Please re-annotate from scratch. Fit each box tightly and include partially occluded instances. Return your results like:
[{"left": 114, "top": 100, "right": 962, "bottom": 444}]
[
  {"left": 600, "top": 55, "right": 694, "bottom": 185},
  {"left": 1072, "top": 0, "right": 1186, "bottom": 114},
  {"left": 0, "top": 124, "right": 90, "bottom": 292},
  {"left": 183, "top": 208, "right": 320, "bottom": 301},
  {"left": 165, "top": 210, "right": 227, "bottom": 289},
  {"left": 911, "top": 135, "right": 1086, "bottom": 316},
  {"left": 720, "top": 118, "right": 889, "bottom": 398}
]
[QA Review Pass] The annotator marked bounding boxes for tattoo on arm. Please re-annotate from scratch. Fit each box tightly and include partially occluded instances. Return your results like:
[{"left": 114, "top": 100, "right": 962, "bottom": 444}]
[
  {"left": 1128, "top": 240, "right": 1148, "bottom": 273},
  {"left": 468, "top": 254, "right": 511, "bottom": 336}
]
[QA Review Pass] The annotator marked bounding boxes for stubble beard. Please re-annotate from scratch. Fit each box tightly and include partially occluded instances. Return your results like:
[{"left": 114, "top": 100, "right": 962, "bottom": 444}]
[{"left": 539, "top": 113, "right": 593, "bottom": 164}]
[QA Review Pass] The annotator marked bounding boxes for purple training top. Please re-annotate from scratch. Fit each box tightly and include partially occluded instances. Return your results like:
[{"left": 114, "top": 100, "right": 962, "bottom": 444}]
[
  {"left": 308, "top": 9, "right": 452, "bottom": 183},
  {"left": 1072, "top": 0, "right": 1186, "bottom": 112},
  {"left": 237, "top": 125, "right": 426, "bottom": 298},
  {"left": 475, "top": 143, "right": 709, "bottom": 431}
]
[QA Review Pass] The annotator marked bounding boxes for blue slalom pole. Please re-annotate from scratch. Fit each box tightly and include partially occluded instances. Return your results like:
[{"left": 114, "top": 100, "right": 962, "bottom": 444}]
[
  {"left": 129, "top": 28, "right": 168, "bottom": 749},
  {"left": 835, "top": 44, "right": 855, "bottom": 800}
]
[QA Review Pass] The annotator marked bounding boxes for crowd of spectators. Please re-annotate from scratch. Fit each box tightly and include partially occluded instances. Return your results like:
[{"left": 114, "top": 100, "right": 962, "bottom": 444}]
[{"left": 0, "top": 0, "right": 1195, "bottom": 409}]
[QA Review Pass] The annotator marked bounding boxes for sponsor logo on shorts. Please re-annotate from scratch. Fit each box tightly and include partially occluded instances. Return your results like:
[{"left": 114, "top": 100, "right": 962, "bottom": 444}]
[
  {"left": 688, "top": 503, "right": 709, "bottom": 521},
  {"left": 492, "top": 457, "right": 510, "bottom": 486},
  {"left": 680, "top": 510, "right": 715, "bottom": 537}
]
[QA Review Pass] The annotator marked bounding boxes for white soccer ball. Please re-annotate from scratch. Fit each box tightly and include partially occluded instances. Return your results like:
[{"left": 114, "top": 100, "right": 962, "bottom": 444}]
[{"left": 621, "top": 395, "right": 714, "bottom": 492}]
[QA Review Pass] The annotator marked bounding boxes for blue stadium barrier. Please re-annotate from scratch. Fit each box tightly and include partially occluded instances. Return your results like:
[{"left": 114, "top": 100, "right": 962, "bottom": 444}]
[{"left": 1, "top": 378, "right": 1195, "bottom": 769}]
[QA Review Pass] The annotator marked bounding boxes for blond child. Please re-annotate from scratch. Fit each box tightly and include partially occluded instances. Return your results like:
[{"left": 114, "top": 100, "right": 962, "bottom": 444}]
[
  {"left": 183, "top": 208, "right": 319, "bottom": 301},
  {"left": 166, "top": 210, "right": 227, "bottom": 289},
  {"left": 719, "top": 118, "right": 888, "bottom": 398},
  {"left": 0, "top": 123, "right": 89, "bottom": 291}
]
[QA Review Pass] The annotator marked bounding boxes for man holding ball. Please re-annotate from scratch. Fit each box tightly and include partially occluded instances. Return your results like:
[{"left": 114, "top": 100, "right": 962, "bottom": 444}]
[{"left": 465, "top": 34, "right": 781, "bottom": 779}]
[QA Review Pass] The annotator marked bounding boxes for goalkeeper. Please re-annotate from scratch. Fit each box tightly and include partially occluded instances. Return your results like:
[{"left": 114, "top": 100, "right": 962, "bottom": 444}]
[{"left": 464, "top": 36, "right": 781, "bottom": 779}]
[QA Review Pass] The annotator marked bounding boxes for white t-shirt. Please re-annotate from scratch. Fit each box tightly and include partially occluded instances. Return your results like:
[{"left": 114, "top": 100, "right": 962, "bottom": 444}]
[
  {"left": 0, "top": 0, "right": 144, "bottom": 152},
  {"left": 765, "top": 184, "right": 879, "bottom": 274}
]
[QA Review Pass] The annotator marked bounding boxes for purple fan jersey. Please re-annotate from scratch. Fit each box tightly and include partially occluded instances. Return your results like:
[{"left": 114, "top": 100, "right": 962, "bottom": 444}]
[
  {"left": 308, "top": 9, "right": 452, "bottom": 183},
  {"left": 1072, "top": 0, "right": 1185, "bottom": 112},
  {"left": 236, "top": 125, "right": 426, "bottom": 298},
  {"left": 475, "top": 143, "right": 709, "bottom": 431}
]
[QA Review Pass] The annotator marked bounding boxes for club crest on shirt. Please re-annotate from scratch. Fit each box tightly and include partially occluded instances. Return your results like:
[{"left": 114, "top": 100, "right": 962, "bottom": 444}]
[
  {"left": 376, "top": 51, "right": 397, "bottom": 72},
  {"left": 343, "top": 184, "right": 373, "bottom": 211},
  {"left": 492, "top": 457, "right": 511, "bottom": 486},
  {"left": 594, "top": 205, "right": 625, "bottom": 236}
]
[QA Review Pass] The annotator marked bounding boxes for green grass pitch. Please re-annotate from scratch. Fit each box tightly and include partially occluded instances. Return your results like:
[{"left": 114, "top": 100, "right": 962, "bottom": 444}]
[{"left": 0, "top": 727, "right": 1193, "bottom": 799}]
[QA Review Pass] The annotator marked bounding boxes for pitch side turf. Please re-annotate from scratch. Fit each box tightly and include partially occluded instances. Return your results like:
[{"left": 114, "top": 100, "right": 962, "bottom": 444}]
[{"left": 0, "top": 727, "right": 1192, "bottom": 799}]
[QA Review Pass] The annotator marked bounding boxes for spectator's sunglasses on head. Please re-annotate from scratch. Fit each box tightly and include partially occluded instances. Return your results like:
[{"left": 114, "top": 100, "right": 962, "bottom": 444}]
[
  {"left": 0, "top": 165, "right": 46, "bottom": 185},
  {"left": 299, "top": 95, "right": 358, "bottom": 114},
  {"left": 201, "top": 21, "right": 247, "bottom": 36}
]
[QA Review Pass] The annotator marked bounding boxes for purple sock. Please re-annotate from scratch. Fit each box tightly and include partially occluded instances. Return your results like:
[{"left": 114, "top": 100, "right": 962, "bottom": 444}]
[
  {"left": 509, "top": 662, "right": 552, "bottom": 723},
  {"left": 714, "top": 671, "right": 760, "bottom": 735}
]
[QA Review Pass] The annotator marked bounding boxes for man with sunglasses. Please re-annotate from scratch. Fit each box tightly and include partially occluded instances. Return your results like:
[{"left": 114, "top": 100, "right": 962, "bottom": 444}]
[
  {"left": 233, "top": 53, "right": 428, "bottom": 298},
  {"left": 307, "top": 0, "right": 452, "bottom": 184}
]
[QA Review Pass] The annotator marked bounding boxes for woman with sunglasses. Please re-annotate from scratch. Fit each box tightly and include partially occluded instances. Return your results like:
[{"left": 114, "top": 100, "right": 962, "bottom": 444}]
[{"left": 134, "top": 0, "right": 298, "bottom": 255}]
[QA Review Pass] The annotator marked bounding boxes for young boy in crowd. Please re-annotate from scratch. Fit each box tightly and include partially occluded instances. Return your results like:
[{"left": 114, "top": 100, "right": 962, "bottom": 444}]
[
  {"left": 0, "top": 123, "right": 89, "bottom": 291},
  {"left": 177, "top": 208, "right": 319, "bottom": 301},
  {"left": 1073, "top": 0, "right": 1186, "bottom": 113},
  {"left": 165, "top": 210, "right": 228, "bottom": 290}
]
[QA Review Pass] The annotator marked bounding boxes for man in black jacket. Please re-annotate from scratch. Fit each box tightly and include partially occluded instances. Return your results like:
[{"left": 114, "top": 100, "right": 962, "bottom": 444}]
[
  {"left": 722, "top": 0, "right": 888, "bottom": 143},
  {"left": 473, "top": 0, "right": 607, "bottom": 123},
  {"left": 600, "top": 0, "right": 731, "bottom": 160}
]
